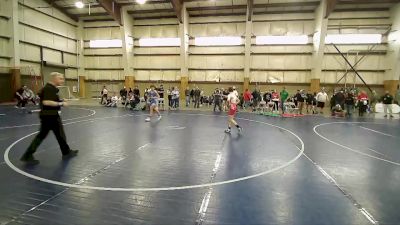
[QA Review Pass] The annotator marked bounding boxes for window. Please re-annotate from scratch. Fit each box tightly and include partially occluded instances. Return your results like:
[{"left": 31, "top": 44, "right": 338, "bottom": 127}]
[
  {"left": 194, "top": 36, "right": 242, "bottom": 46},
  {"left": 138, "top": 38, "right": 181, "bottom": 47},
  {"left": 255, "top": 35, "right": 309, "bottom": 45},
  {"left": 325, "top": 34, "right": 382, "bottom": 44},
  {"left": 89, "top": 39, "right": 122, "bottom": 48}
]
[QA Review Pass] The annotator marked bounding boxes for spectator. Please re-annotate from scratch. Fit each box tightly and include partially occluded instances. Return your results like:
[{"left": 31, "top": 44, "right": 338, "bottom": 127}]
[
  {"left": 190, "top": 88, "right": 194, "bottom": 103},
  {"left": 252, "top": 88, "right": 261, "bottom": 111},
  {"left": 294, "top": 90, "right": 305, "bottom": 115},
  {"left": 305, "top": 90, "right": 314, "bottom": 114},
  {"left": 332, "top": 104, "right": 345, "bottom": 117},
  {"left": 106, "top": 94, "right": 118, "bottom": 107},
  {"left": 280, "top": 87, "right": 289, "bottom": 113},
  {"left": 335, "top": 89, "right": 345, "bottom": 110},
  {"left": 370, "top": 90, "right": 378, "bottom": 112},
  {"left": 167, "top": 88, "right": 173, "bottom": 108},
  {"left": 345, "top": 91, "right": 355, "bottom": 117},
  {"left": 194, "top": 87, "right": 201, "bottom": 108},
  {"left": 271, "top": 90, "right": 280, "bottom": 112},
  {"left": 133, "top": 85, "right": 140, "bottom": 98},
  {"left": 23, "top": 86, "right": 37, "bottom": 105},
  {"left": 185, "top": 87, "right": 190, "bottom": 107},
  {"left": 157, "top": 84, "right": 165, "bottom": 99},
  {"left": 213, "top": 88, "right": 223, "bottom": 112},
  {"left": 243, "top": 89, "right": 252, "bottom": 110},
  {"left": 381, "top": 91, "right": 394, "bottom": 118},
  {"left": 222, "top": 88, "right": 229, "bottom": 111},
  {"left": 15, "top": 85, "right": 27, "bottom": 108},
  {"left": 316, "top": 88, "right": 328, "bottom": 114},
  {"left": 171, "top": 86, "right": 180, "bottom": 109},
  {"left": 100, "top": 86, "right": 108, "bottom": 105},
  {"left": 120, "top": 86, "right": 127, "bottom": 104},
  {"left": 357, "top": 90, "right": 369, "bottom": 117}
]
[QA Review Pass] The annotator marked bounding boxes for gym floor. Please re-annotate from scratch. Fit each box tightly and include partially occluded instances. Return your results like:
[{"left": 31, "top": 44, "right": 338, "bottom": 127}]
[{"left": 0, "top": 105, "right": 399, "bottom": 225}]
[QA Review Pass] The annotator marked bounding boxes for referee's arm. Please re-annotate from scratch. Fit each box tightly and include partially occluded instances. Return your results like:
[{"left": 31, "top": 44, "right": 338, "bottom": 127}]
[{"left": 42, "top": 100, "right": 68, "bottom": 107}]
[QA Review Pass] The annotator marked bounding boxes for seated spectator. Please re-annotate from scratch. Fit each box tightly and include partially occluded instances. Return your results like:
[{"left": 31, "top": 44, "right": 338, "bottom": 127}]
[
  {"left": 106, "top": 95, "right": 118, "bottom": 107},
  {"left": 332, "top": 104, "right": 345, "bottom": 117}
]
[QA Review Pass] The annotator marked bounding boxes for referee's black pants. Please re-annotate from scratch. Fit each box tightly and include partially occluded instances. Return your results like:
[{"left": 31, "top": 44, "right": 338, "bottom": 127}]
[{"left": 23, "top": 115, "right": 70, "bottom": 157}]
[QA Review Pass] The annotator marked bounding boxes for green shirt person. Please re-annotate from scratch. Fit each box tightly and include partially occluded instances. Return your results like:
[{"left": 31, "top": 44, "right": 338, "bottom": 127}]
[{"left": 280, "top": 88, "right": 289, "bottom": 102}]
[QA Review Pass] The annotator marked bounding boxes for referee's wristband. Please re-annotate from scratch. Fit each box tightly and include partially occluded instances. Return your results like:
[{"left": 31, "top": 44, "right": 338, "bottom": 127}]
[{"left": 58, "top": 102, "right": 63, "bottom": 107}]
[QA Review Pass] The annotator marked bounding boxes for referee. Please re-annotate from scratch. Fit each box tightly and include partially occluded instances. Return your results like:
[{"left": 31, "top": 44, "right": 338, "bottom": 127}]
[{"left": 20, "top": 72, "right": 78, "bottom": 165}]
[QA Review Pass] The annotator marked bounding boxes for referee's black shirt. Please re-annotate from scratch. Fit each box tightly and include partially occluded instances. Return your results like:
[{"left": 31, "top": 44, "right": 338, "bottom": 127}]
[{"left": 39, "top": 83, "right": 61, "bottom": 116}]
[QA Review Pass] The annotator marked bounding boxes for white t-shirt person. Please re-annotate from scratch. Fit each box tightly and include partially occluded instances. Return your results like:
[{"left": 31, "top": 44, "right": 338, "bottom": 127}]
[{"left": 316, "top": 91, "right": 328, "bottom": 103}]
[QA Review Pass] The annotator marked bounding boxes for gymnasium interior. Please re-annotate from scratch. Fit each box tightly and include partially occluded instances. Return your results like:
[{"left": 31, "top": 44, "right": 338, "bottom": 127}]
[{"left": 0, "top": 0, "right": 400, "bottom": 224}]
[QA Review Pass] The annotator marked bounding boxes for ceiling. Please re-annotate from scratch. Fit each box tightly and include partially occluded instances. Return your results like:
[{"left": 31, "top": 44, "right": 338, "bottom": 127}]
[{"left": 47, "top": 0, "right": 400, "bottom": 22}]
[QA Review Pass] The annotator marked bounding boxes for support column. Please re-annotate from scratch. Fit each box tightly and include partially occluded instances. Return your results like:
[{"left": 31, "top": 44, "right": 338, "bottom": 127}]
[
  {"left": 10, "top": 69, "right": 21, "bottom": 96},
  {"left": 310, "top": 0, "right": 328, "bottom": 92},
  {"left": 385, "top": 3, "right": 400, "bottom": 95},
  {"left": 77, "top": 20, "right": 86, "bottom": 97},
  {"left": 121, "top": 7, "right": 135, "bottom": 88},
  {"left": 125, "top": 76, "right": 135, "bottom": 89},
  {"left": 179, "top": 4, "right": 189, "bottom": 100},
  {"left": 244, "top": 20, "right": 252, "bottom": 91},
  {"left": 79, "top": 76, "right": 86, "bottom": 98},
  {"left": 9, "top": 0, "right": 19, "bottom": 67},
  {"left": 9, "top": 0, "right": 20, "bottom": 95}
]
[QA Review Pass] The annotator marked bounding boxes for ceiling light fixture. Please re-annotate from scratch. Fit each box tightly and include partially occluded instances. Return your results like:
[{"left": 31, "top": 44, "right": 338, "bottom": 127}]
[
  {"left": 75, "top": 1, "right": 84, "bottom": 8},
  {"left": 137, "top": 0, "right": 147, "bottom": 5}
]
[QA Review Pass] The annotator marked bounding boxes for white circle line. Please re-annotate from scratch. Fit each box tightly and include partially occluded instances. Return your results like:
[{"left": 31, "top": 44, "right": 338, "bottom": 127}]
[
  {"left": 4, "top": 113, "right": 304, "bottom": 192},
  {"left": 313, "top": 122, "right": 400, "bottom": 166},
  {"left": 0, "top": 107, "right": 96, "bottom": 130}
]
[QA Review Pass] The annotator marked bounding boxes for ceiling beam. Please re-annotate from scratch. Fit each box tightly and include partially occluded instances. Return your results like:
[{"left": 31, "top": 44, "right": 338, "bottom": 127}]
[
  {"left": 247, "top": 0, "right": 254, "bottom": 21},
  {"left": 170, "top": 0, "right": 183, "bottom": 23},
  {"left": 97, "top": 0, "right": 123, "bottom": 25},
  {"left": 75, "top": 12, "right": 110, "bottom": 17},
  {"left": 187, "top": 5, "right": 247, "bottom": 11},
  {"left": 338, "top": 0, "right": 400, "bottom": 3},
  {"left": 128, "top": 8, "right": 174, "bottom": 14},
  {"left": 44, "top": 0, "right": 79, "bottom": 21},
  {"left": 254, "top": 1, "right": 320, "bottom": 8},
  {"left": 325, "top": 0, "right": 337, "bottom": 18}
]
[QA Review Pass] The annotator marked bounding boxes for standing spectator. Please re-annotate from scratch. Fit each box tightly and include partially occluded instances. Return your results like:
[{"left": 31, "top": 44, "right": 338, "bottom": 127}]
[
  {"left": 271, "top": 90, "right": 280, "bottom": 112},
  {"left": 243, "top": 89, "right": 252, "bottom": 110},
  {"left": 133, "top": 85, "right": 140, "bottom": 98},
  {"left": 167, "top": 88, "right": 173, "bottom": 108},
  {"left": 100, "top": 86, "right": 108, "bottom": 105},
  {"left": 357, "top": 90, "right": 369, "bottom": 117},
  {"left": 157, "top": 84, "right": 165, "bottom": 99},
  {"left": 252, "top": 88, "right": 261, "bottom": 111},
  {"left": 294, "top": 90, "right": 305, "bottom": 115},
  {"left": 280, "top": 87, "right": 289, "bottom": 113},
  {"left": 345, "top": 91, "right": 355, "bottom": 117},
  {"left": 120, "top": 86, "right": 127, "bottom": 104},
  {"left": 305, "top": 90, "right": 314, "bottom": 114},
  {"left": 222, "top": 88, "right": 229, "bottom": 111},
  {"left": 190, "top": 88, "right": 195, "bottom": 103},
  {"left": 381, "top": 91, "right": 394, "bottom": 118},
  {"left": 370, "top": 90, "right": 378, "bottom": 112},
  {"left": 185, "top": 87, "right": 190, "bottom": 107},
  {"left": 213, "top": 88, "right": 223, "bottom": 112},
  {"left": 171, "top": 86, "right": 180, "bottom": 109},
  {"left": 316, "top": 88, "right": 329, "bottom": 114},
  {"left": 194, "top": 87, "right": 201, "bottom": 108}
]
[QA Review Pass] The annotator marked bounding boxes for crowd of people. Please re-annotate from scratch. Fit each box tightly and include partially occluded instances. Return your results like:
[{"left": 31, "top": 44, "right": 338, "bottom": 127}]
[{"left": 97, "top": 84, "right": 399, "bottom": 118}]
